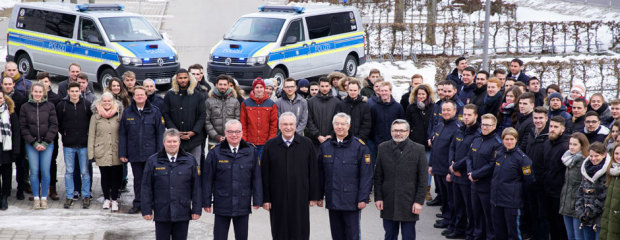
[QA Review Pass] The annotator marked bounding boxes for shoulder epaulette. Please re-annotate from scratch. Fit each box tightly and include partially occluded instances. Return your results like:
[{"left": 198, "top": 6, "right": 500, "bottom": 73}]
[
  {"left": 210, "top": 145, "right": 216, "bottom": 150},
  {"left": 357, "top": 138, "right": 366, "bottom": 145}
]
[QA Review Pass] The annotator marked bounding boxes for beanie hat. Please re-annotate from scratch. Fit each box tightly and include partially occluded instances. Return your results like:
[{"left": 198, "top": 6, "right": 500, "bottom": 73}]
[
  {"left": 571, "top": 83, "right": 586, "bottom": 97},
  {"left": 548, "top": 92, "right": 563, "bottom": 102},
  {"left": 252, "top": 77, "right": 265, "bottom": 90},
  {"left": 264, "top": 78, "right": 275, "bottom": 88},
  {"left": 298, "top": 78, "right": 310, "bottom": 88}
]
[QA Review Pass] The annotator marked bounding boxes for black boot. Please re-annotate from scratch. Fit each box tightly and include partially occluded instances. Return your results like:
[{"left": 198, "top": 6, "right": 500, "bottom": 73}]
[{"left": 0, "top": 196, "right": 8, "bottom": 210}]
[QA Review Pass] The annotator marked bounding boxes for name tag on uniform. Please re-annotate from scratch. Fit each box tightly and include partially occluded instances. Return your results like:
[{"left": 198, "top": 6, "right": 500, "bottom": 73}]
[
  {"left": 156, "top": 167, "right": 166, "bottom": 170},
  {"left": 456, "top": 137, "right": 462, "bottom": 142},
  {"left": 323, "top": 155, "right": 332, "bottom": 158},
  {"left": 495, "top": 162, "right": 500, "bottom": 166},
  {"left": 219, "top": 160, "right": 229, "bottom": 163},
  {"left": 472, "top": 148, "right": 477, "bottom": 152},
  {"left": 364, "top": 154, "right": 371, "bottom": 164},
  {"left": 522, "top": 166, "right": 532, "bottom": 176},
  {"left": 127, "top": 118, "right": 134, "bottom": 121}
]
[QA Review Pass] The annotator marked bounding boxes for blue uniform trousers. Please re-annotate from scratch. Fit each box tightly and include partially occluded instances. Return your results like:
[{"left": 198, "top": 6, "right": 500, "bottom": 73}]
[
  {"left": 492, "top": 206, "right": 521, "bottom": 240},
  {"left": 471, "top": 190, "right": 494, "bottom": 240},
  {"left": 328, "top": 210, "right": 360, "bottom": 240},
  {"left": 214, "top": 214, "right": 249, "bottom": 240}
]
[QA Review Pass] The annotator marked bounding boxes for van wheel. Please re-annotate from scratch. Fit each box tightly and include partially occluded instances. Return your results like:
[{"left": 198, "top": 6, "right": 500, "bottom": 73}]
[
  {"left": 16, "top": 53, "right": 36, "bottom": 79},
  {"left": 98, "top": 68, "right": 117, "bottom": 90},
  {"left": 343, "top": 54, "right": 358, "bottom": 77},
  {"left": 269, "top": 67, "right": 286, "bottom": 89}
]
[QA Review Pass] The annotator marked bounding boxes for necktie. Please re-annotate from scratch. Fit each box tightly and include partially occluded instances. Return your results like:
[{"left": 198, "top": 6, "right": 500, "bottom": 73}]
[
  {"left": 233, "top": 148, "right": 237, "bottom": 155},
  {"left": 285, "top": 141, "right": 291, "bottom": 147},
  {"left": 170, "top": 156, "right": 175, "bottom": 163}
]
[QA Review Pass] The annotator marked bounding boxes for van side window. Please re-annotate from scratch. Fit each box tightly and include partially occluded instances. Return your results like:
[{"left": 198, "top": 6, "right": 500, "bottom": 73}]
[
  {"left": 79, "top": 18, "right": 103, "bottom": 43},
  {"left": 306, "top": 12, "right": 355, "bottom": 40},
  {"left": 282, "top": 19, "right": 304, "bottom": 45},
  {"left": 16, "top": 8, "right": 75, "bottom": 38}
]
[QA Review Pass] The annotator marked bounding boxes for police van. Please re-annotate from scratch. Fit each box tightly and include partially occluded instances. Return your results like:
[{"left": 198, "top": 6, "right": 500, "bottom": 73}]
[
  {"left": 7, "top": 3, "right": 179, "bottom": 88},
  {"left": 208, "top": 5, "right": 366, "bottom": 87}
]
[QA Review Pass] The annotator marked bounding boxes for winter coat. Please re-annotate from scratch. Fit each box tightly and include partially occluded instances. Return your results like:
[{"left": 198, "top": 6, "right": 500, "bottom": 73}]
[
  {"left": 9, "top": 91, "right": 26, "bottom": 119},
  {"left": 525, "top": 125, "right": 548, "bottom": 191},
  {"left": 141, "top": 149, "right": 202, "bottom": 222},
  {"left": 163, "top": 77, "right": 207, "bottom": 150},
  {"left": 46, "top": 90, "right": 61, "bottom": 106},
  {"left": 468, "top": 85, "right": 486, "bottom": 107},
  {"left": 203, "top": 139, "right": 262, "bottom": 216},
  {"left": 600, "top": 163, "right": 620, "bottom": 240},
  {"left": 334, "top": 95, "right": 372, "bottom": 142},
  {"left": 450, "top": 122, "right": 481, "bottom": 185},
  {"left": 19, "top": 96, "right": 58, "bottom": 145},
  {"left": 430, "top": 117, "right": 461, "bottom": 176},
  {"left": 481, "top": 92, "right": 502, "bottom": 117},
  {"left": 405, "top": 101, "right": 434, "bottom": 149},
  {"left": 374, "top": 138, "right": 428, "bottom": 221},
  {"left": 319, "top": 135, "right": 373, "bottom": 211},
  {"left": 241, "top": 92, "right": 278, "bottom": 146},
  {"left": 427, "top": 96, "right": 464, "bottom": 141},
  {"left": 506, "top": 71, "right": 530, "bottom": 84},
  {"left": 57, "top": 79, "right": 95, "bottom": 99},
  {"left": 370, "top": 96, "right": 405, "bottom": 146},
  {"left": 571, "top": 115, "right": 586, "bottom": 134},
  {"left": 497, "top": 102, "right": 516, "bottom": 134},
  {"left": 399, "top": 90, "right": 411, "bottom": 111},
  {"left": 445, "top": 68, "right": 463, "bottom": 88},
  {"left": 457, "top": 83, "right": 476, "bottom": 105},
  {"left": 559, "top": 151, "right": 586, "bottom": 217},
  {"left": 148, "top": 94, "right": 164, "bottom": 111},
  {"left": 275, "top": 93, "right": 308, "bottom": 135},
  {"left": 56, "top": 97, "right": 92, "bottom": 148},
  {"left": 87, "top": 99, "right": 123, "bottom": 166},
  {"left": 0, "top": 98, "right": 21, "bottom": 164},
  {"left": 549, "top": 106, "right": 572, "bottom": 122},
  {"left": 119, "top": 101, "right": 165, "bottom": 163},
  {"left": 205, "top": 89, "right": 241, "bottom": 141},
  {"left": 515, "top": 112, "right": 534, "bottom": 153},
  {"left": 575, "top": 155, "right": 611, "bottom": 227},
  {"left": 466, "top": 131, "right": 503, "bottom": 193},
  {"left": 543, "top": 134, "right": 570, "bottom": 198},
  {"left": 585, "top": 125, "right": 610, "bottom": 144},
  {"left": 360, "top": 80, "right": 375, "bottom": 98},
  {"left": 306, "top": 92, "right": 340, "bottom": 145},
  {"left": 491, "top": 146, "right": 535, "bottom": 208},
  {"left": 589, "top": 103, "right": 613, "bottom": 127},
  {"left": 12, "top": 75, "right": 32, "bottom": 97}
]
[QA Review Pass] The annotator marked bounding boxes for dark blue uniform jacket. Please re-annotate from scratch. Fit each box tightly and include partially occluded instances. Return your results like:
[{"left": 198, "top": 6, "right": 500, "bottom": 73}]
[
  {"left": 430, "top": 117, "right": 462, "bottom": 176},
  {"left": 119, "top": 100, "right": 165, "bottom": 162},
  {"left": 451, "top": 122, "right": 481, "bottom": 185},
  {"left": 466, "top": 131, "right": 503, "bottom": 193},
  {"left": 491, "top": 146, "right": 535, "bottom": 208}
]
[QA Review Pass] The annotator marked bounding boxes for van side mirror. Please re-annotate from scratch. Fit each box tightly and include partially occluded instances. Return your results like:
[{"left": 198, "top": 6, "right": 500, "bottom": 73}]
[
  {"left": 87, "top": 35, "right": 103, "bottom": 45},
  {"left": 284, "top": 36, "right": 298, "bottom": 45}
]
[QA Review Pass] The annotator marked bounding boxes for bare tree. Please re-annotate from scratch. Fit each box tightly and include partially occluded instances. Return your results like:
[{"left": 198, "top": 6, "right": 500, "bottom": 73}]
[{"left": 425, "top": 0, "right": 437, "bottom": 45}]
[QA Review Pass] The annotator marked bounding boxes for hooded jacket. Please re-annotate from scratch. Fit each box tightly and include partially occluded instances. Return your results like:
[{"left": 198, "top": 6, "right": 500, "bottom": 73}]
[
  {"left": 163, "top": 74, "right": 207, "bottom": 150},
  {"left": 205, "top": 88, "right": 241, "bottom": 141},
  {"left": 575, "top": 155, "right": 611, "bottom": 227},
  {"left": 87, "top": 98, "right": 123, "bottom": 166},
  {"left": 241, "top": 91, "right": 278, "bottom": 146},
  {"left": 275, "top": 93, "right": 308, "bottom": 135}
]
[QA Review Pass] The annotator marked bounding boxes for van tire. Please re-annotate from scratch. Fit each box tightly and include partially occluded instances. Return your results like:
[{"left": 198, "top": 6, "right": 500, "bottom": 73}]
[
  {"left": 343, "top": 54, "right": 358, "bottom": 77},
  {"left": 16, "top": 53, "right": 36, "bottom": 79},
  {"left": 269, "top": 67, "right": 287, "bottom": 89},
  {"left": 98, "top": 68, "right": 118, "bottom": 90}
]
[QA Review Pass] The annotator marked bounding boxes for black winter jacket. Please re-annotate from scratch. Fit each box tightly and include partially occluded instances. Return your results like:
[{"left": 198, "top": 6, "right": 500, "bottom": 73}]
[
  {"left": 371, "top": 96, "right": 405, "bottom": 146},
  {"left": 162, "top": 88, "right": 207, "bottom": 150},
  {"left": 525, "top": 125, "right": 548, "bottom": 190},
  {"left": 405, "top": 101, "right": 434, "bottom": 149},
  {"left": 306, "top": 92, "right": 340, "bottom": 145},
  {"left": 19, "top": 97, "right": 58, "bottom": 145},
  {"left": 334, "top": 95, "right": 372, "bottom": 142},
  {"left": 56, "top": 97, "right": 92, "bottom": 148},
  {"left": 575, "top": 156, "right": 611, "bottom": 227},
  {"left": 515, "top": 112, "right": 534, "bottom": 153},
  {"left": 450, "top": 122, "right": 480, "bottom": 185},
  {"left": 543, "top": 134, "right": 569, "bottom": 198}
]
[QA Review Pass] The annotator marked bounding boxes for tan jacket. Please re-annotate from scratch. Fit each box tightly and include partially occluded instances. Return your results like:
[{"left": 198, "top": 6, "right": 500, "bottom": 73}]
[{"left": 88, "top": 110, "right": 122, "bottom": 167}]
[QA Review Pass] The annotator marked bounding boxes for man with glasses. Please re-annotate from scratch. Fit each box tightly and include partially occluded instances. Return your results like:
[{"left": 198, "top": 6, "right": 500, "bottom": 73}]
[
  {"left": 584, "top": 111, "right": 609, "bottom": 144},
  {"left": 375, "top": 119, "right": 428, "bottom": 240},
  {"left": 203, "top": 120, "right": 262, "bottom": 240},
  {"left": 275, "top": 78, "right": 308, "bottom": 135}
]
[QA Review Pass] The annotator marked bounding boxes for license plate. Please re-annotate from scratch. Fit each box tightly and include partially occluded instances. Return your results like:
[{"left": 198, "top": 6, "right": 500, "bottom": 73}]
[{"left": 155, "top": 78, "right": 170, "bottom": 84}]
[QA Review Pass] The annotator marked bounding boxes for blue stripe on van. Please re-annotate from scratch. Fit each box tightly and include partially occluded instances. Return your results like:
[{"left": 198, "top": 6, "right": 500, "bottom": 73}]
[
  {"left": 9, "top": 32, "right": 120, "bottom": 62},
  {"left": 267, "top": 35, "right": 364, "bottom": 62}
]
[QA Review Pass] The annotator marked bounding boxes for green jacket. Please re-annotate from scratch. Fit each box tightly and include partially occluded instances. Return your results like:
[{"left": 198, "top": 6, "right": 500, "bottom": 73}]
[{"left": 600, "top": 167, "right": 620, "bottom": 240}]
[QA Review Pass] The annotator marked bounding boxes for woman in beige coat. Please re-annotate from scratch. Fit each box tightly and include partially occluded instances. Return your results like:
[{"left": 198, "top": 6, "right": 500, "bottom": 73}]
[{"left": 87, "top": 92, "right": 123, "bottom": 212}]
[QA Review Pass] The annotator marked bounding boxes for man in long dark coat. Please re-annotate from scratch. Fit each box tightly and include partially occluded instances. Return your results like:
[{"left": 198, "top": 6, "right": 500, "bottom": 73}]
[{"left": 261, "top": 112, "right": 321, "bottom": 240}]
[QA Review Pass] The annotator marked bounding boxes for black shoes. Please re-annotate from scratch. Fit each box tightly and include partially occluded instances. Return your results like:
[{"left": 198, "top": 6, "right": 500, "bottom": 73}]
[
  {"left": 128, "top": 206, "right": 141, "bottom": 214},
  {"left": 441, "top": 229, "right": 453, "bottom": 236},
  {"left": 0, "top": 196, "right": 8, "bottom": 210},
  {"left": 16, "top": 191, "right": 24, "bottom": 200},
  {"left": 434, "top": 222, "right": 449, "bottom": 229},
  {"left": 426, "top": 197, "right": 441, "bottom": 206},
  {"left": 436, "top": 213, "right": 444, "bottom": 218},
  {"left": 446, "top": 232, "right": 466, "bottom": 239}
]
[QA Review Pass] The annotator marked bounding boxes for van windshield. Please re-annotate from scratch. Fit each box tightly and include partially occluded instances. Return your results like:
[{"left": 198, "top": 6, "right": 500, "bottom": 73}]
[
  {"left": 99, "top": 17, "right": 161, "bottom": 42},
  {"left": 224, "top": 17, "right": 285, "bottom": 42}
]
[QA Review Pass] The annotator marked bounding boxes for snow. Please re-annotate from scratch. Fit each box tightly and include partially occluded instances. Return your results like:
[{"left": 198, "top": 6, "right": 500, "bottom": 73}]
[
  {"left": 357, "top": 60, "right": 436, "bottom": 99},
  {"left": 0, "top": 0, "right": 17, "bottom": 10}
]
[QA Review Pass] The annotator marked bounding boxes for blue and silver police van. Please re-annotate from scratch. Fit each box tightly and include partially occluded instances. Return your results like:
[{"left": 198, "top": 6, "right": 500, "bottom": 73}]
[
  {"left": 208, "top": 5, "right": 366, "bottom": 87},
  {"left": 7, "top": 3, "right": 179, "bottom": 88}
]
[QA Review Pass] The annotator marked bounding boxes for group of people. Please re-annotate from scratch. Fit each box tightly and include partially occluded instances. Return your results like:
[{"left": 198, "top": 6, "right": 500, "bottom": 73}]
[{"left": 0, "top": 56, "right": 620, "bottom": 240}]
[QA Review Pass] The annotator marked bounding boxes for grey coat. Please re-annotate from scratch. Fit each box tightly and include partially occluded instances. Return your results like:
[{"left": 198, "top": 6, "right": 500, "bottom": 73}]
[
  {"left": 558, "top": 151, "right": 585, "bottom": 217},
  {"left": 374, "top": 138, "right": 428, "bottom": 221},
  {"left": 275, "top": 93, "right": 308, "bottom": 135},
  {"left": 205, "top": 89, "right": 241, "bottom": 141}
]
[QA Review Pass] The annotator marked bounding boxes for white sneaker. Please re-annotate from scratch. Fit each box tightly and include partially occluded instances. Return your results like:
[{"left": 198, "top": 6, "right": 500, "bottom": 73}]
[
  {"left": 102, "top": 199, "right": 111, "bottom": 209},
  {"left": 111, "top": 201, "right": 119, "bottom": 212}
]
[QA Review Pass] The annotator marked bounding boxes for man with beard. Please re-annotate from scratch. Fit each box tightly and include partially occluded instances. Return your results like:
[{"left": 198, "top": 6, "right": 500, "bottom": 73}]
[
  {"left": 468, "top": 70, "right": 488, "bottom": 108},
  {"left": 162, "top": 69, "right": 207, "bottom": 165},
  {"left": 205, "top": 75, "right": 241, "bottom": 147},
  {"left": 333, "top": 79, "right": 371, "bottom": 142},
  {"left": 306, "top": 77, "right": 340, "bottom": 147},
  {"left": 583, "top": 111, "right": 610, "bottom": 144},
  {"left": 143, "top": 79, "right": 164, "bottom": 110},
  {"left": 541, "top": 116, "right": 570, "bottom": 240},
  {"left": 446, "top": 104, "right": 480, "bottom": 239}
]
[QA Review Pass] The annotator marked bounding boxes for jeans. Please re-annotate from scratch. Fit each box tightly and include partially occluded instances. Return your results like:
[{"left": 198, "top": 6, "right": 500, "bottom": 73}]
[
  {"left": 425, "top": 150, "right": 431, "bottom": 186},
  {"left": 25, "top": 143, "right": 54, "bottom": 198},
  {"left": 582, "top": 225, "right": 599, "bottom": 240},
  {"left": 64, "top": 147, "right": 90, "bottom": 198},
  {"left": 256, "top": 145, "right": 264, "bottom": 160},
  {"left": 563, "top": 215, "right": 584, "bottom": 240}
]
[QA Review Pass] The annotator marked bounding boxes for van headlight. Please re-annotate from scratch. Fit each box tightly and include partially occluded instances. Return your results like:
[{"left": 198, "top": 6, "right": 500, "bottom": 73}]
[
  {"left": 120, "top": 56, "right": 142, "bottom": 66},
  {"left": 247, "top": 56, "right": 268, "bottom": 65}
]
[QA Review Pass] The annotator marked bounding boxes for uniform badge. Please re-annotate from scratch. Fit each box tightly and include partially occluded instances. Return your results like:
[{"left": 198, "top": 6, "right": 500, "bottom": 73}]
[
  {"left": 358, "top": 139, "right": 366, "bottom": 145},
  {"left": 495, "top": 162, "right": 500, "bottom": 166},
  {"left": 155, "top": 167, "right": 166, "bottom": 170},
  {"left": 522, "top": 166, "right": 532, "bottom": 176},
  {"left": 323, "top": 155, "right": 332, "bottom": 158},
  {"left": 218, "top": 160, "right": 229, "bottom": 163},
  {"left": 364, "top": 154, "right": 371, "bottom": 164},
  {"left": 161, "top": 116, "right": 165, "bottom": 124}
]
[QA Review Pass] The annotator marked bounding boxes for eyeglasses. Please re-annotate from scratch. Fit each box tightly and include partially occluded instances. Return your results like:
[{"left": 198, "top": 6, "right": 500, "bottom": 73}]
[
  {"left": 391, "top": 129, "right": 408, "bottom": 133},
  {"left": 226, "top": 130, "right": 242, "bottom": 134},
  {"left": 481, "top": 124, "right": 495, "bottom": 128}
]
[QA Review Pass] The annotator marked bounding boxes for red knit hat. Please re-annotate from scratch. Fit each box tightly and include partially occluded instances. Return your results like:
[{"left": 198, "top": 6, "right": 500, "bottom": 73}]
[{"left": 252, "top": 77, "right": 265, "bottom": 89}]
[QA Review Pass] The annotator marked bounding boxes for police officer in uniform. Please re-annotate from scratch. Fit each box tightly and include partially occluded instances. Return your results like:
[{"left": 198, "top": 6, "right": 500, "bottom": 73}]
[
  {"left": 491, "top": 127, "right": 535, "bottom": 240},
  {"left": 141, "top": 129, "right": 202, "bottom": 240},
  {"left": 317, "top": 113, "right": 373, "bottom": 240},
  {"left": 203, "top": 119, "right": 262, "bottom": 240}
]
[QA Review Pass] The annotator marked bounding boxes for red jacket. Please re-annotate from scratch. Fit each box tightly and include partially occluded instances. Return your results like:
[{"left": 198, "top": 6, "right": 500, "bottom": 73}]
[{"left": 240, "top": 91, "right": 278, "bottom": 145}]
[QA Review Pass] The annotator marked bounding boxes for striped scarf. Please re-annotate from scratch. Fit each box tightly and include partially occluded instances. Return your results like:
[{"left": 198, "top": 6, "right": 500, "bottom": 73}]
[{"left": 0, "top": 103, "right": 12, "bottom": 151}]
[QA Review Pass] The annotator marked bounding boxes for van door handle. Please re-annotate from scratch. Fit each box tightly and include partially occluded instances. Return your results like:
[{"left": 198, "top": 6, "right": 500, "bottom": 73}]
[
  {"left": 65, "top": 40, "right": 71, "bottom": 44},
  {"left": 311, "top": 41, "right": 316, "bottom": 45},
  {"left": 74, "top": 42, "right": 80, "bottom": 46},
  {"left": 303, "top": 43, "right": 308, "bottom": 47}
]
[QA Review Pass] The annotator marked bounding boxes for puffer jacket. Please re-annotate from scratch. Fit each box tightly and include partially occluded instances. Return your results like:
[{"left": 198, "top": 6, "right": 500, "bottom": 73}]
[
  {"left": 205, "top": 89, "right": 241, "bottom": 141},
  {"left": 240, "top": 91, "right": 278, "bottom": 146},
  {"left": 275, "top": 93, "right": 308, "bottom": 135},
  {"left": 0, "top": 97, "right": 21, "bottom": 164},
  {"left": 600, "top": 163, "right": 620, "bottom": 240},
  {"left": 575, "top": 155, "right": 611, "bottom": 227},
  {"left": 87, "top": 99, "right": 123, "bottom": 166},
  {"left": 19, "top": 95, "right": 58, "bottom": 146},
  {"left": 589, "top": 103, "right": 613, "bottom": 127},
  {"left": 306, "top": 92, "right": 341, "bottom": 145},
  {"left": 163, "top": 75, "right": 207, "bottom": 150},
  {"left": 558, "top": 151, "right": 586, "bottom": 217}
]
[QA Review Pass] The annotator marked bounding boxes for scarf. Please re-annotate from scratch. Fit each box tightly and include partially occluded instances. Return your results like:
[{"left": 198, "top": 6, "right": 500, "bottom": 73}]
[
  {"left": 500, "top": 102, "right": 515, "bottom": 115},
  {"left": 585, "top": 160, "right": 605, "bottom": 177},
  {"left": 213, "top": 88, "right": 232, "bottom": 98},
  {"left": 416, "top": 100, "right": 426, "bottom": 110},
  {"left": 561, "top": 151, "right": 583, "bottom": 168},
  {"left": 0, "top": 104, "right": 12, "bottom": 151},
  {"left": 610, "top": 162, "right": 620, "bottom": 177},
  {"left": 97, "top": 103, "right": 118, "bottom": 119}
]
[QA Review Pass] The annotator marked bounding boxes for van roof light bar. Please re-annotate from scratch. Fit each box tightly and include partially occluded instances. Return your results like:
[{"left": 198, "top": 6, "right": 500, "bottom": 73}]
[
  {"left": 258, "top": 6, "right": 304, "bottom": 14},
  {"left": 77, "top": 4, "right": 125, "bottom": 12}
]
